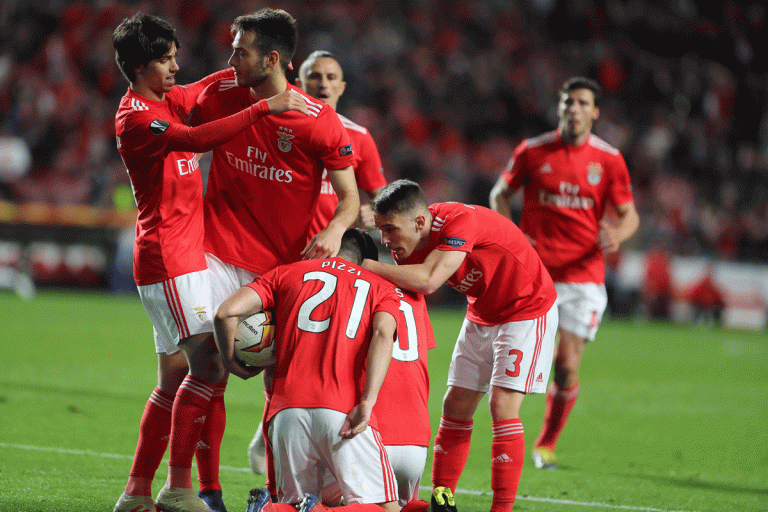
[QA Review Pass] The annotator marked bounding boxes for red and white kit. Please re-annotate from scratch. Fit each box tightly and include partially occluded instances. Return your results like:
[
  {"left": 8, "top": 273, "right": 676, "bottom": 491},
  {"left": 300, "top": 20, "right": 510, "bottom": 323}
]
[
  {"left": 191, "top": 81, "right": 355, "bottom": 275},
  {"left": 247, "top": 257, "right": 400, "bottom": 504},
  {"left": 396, "top": 202, "right": 558, "bottom": 394},
  {"left": 309, "top": 113, "right": 386, "bottom": 236},
  {"left": 501, "top": 130, "right": 634, "bottom": 284}
]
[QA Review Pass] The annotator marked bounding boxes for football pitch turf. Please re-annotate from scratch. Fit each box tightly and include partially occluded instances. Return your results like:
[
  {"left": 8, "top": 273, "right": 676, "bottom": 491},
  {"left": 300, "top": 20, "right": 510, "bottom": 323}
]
[{"left": 1, "top": 290, "right": 766, "bottom": 512}]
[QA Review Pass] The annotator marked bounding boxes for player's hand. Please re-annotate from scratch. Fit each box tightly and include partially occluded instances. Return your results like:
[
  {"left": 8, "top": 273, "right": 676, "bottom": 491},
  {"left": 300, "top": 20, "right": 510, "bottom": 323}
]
[
  {"left": 598, "top": 219, "right": 620, "bottom": 253},
  {"left": 339, "top": 402, "right": 372, "bottom": 439},
  {"left": 356, "top": 204, "right": 376, "bottom": 231},
  {"left": 301, "top": 226, "right": 343, "bottom": 260},
  {"left": 223, "top": 356, "right": 262, "bottom": 381},
  {"left": 265, "top": 89, "right": 309, "bottom": 116}
]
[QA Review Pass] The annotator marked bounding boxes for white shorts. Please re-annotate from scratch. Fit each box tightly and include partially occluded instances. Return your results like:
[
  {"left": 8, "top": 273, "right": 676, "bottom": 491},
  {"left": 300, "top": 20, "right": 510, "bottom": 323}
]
[
  {"left": 447, "top": 304, "right": 558, "bottom": 394},
  {"left": 554, "top": 282, "right": 607, "bottom": 341},
  {"left": 205, "top": 252, "right": 259, "bottom": 311},
  {"left": 137, "top": 269, "right": 214, "bottom": 354},
  {"left": 269, "top": 408, "right": 398, "bottom": 505},
  {"left": 319, "top": 444, "right": 424, "bottom": 507},
  {"left": 385, "top": 445, "right": 427, "bottom": 506}
]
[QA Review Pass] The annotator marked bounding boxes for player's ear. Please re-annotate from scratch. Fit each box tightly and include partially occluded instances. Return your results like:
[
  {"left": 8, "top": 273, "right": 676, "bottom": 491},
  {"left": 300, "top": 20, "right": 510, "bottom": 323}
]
[{"left": 414, "top": 213, "right": 427, "bottom": 231}]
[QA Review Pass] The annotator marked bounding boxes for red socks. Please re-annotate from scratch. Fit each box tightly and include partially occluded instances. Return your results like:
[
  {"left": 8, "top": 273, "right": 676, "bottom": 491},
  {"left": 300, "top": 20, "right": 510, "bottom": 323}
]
[
  {"left": 196, "top": 380, "right": 227, "bottom": 492},
  {"left": 168, "top": 375, "right": 214, "bottom": 488},
  {"left": 490, "top": 419, "right": 525, "bottom": 512},
  {"left": 127, "top": 388, "right": 174, "bottom": 494},
  {"left": 534, "top": 381, "right": 579, "bottom": 450},
  {"left": 431, "top": 416, "right": 473, "bottom": 493}
]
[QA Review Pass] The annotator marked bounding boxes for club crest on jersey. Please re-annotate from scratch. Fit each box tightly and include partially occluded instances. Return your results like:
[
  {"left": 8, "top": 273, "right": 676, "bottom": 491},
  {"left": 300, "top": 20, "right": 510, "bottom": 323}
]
[
  {"left": 277, "top": 131, "right": 295, "bottom": 152},
  {"left": 442, "top": 237, "right": 466, "bottom": 247},
  {"left": 339, "top": 144, "right": 353, "bottom": 156},
  {"left": 193, "top": 305, "right": 207, "bottom": 321},
  {"left": 587, "top": 162, "right": 603, "bottom": 185},
  {"left": 149, "top": 119, "right": 170, "bottom": 136}
]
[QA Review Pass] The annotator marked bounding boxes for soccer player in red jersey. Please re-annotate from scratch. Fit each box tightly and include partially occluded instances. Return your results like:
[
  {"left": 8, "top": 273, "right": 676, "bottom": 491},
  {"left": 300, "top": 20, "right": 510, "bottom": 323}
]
[
  {"left": 489, "top": 77, "right": 639, "bottom": 470},
  {"left": 191, "top": 9, "right": 359, "bottom": 313},
  {"left": 364, "top": 180, "right": 559, "bottom": 512},
  {"left": 246, "top": 49, "right": 389, "bottom": 480},
  {"left": 297, "top": 50, "right": 387, "bottom": 234},
  {"left": 112, "top": 13, "right": 308, "bottom": 512},
  {"left": 213, "top": 229, "right": 400, "bottom": 512}
]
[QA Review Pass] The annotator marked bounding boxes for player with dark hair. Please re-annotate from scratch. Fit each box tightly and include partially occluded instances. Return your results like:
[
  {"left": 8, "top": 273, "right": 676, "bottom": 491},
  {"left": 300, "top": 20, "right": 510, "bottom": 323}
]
[
  {"left": 364, "top": 179, "right": 558, "bottom": 512},
  {"left": 191, "top": 9, "right": 359, "bottom": 310},
  {"left": 247, "top": 47, "right": 388, "bottom": 478},
  {"left": 213, "top": 229, "right": 400, "bottom": 512},
  {"left": 489, "top": 76, "right": 639, "bottom": 469},
  {"left": 111, "top": 12, "right": 308, "bottom": 512}
]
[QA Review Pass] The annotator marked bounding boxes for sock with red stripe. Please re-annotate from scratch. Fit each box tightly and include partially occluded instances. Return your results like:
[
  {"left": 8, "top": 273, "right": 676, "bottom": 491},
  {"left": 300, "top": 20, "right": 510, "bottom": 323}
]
[
  {"left": 167, "top": 375, "right": 214, "bottom": 488},
  {"left": 125, "top": 387, "right": 174, "bottom": 496},
  {"left": 534, "top": 381, "right": 579, "bottom": 450},
  {"left": 431, "top": 415, "right": 473, "bottom": 493},
  {"left": 196, "top": 380, "right": 227, "bottom": 492},
  {"left": 490, "top": 419, "right": 525, "bottom": 512}
]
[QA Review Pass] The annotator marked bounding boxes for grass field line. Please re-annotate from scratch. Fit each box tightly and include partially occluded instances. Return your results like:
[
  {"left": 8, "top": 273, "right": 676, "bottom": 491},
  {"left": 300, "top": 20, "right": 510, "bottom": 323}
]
[{"left": 0, "top": 442, "right": 698, "bottom": 512}]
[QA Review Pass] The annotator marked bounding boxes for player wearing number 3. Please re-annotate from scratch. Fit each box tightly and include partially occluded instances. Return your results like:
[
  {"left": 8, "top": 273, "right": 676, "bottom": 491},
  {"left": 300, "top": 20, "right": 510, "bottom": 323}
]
[
  {"left": 363, "top": 180, "right": 558, "bottom": 512},
  {"left": 214, "top": 229, "right": 400, "bottom": 512}
]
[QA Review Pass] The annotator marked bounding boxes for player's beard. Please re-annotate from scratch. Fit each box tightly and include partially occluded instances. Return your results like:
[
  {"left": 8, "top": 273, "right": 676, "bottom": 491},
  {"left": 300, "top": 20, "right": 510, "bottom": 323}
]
[{"left": 236, "top": 65, "right": 269, "bottom": 89}]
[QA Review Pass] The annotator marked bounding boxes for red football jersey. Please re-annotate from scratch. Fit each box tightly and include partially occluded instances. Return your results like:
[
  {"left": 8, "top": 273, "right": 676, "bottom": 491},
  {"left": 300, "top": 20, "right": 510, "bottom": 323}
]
[
  {"left": 115, "top": 70, "right": 232, "bottom": 285},
  {"left": 397, "top": 202, "right": 556, "bottom": 325},
  {"left": 373, "top": 289, "right": 435, "bottom": 447},
  {"left": 502, "top": 130, "right": 634, "bottom": 283},
  {"left": 309, "top": 113, "right": 386, "bottom": 236},
  {"left": 247, "top": 257, "right": 400, "bottom": 428},
  {"left": 191, "top": 81, "right": 355, "bottom": 275}
]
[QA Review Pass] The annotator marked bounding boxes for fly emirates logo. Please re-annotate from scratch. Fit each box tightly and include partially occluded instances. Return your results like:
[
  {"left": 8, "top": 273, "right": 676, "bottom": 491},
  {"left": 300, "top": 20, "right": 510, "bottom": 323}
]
[
  {"left": 224, "top": 146, "right": 294, "bottom": 183},
  {"left": 448, "top": 268, "right": 483, "bottom": 293},
  {"left": 539, "top": 181, "right": 594, "bottom": 210}
]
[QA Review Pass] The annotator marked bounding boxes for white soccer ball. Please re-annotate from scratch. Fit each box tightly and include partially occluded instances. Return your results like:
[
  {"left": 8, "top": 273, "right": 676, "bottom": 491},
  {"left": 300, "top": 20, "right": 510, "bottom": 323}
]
[{"left": 234, "top": 310, "right": 276, "bottom": 367}]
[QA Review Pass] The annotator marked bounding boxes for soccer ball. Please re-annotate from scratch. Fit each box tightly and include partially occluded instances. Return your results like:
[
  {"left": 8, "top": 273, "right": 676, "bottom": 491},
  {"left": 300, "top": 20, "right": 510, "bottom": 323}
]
[{"left": 234, "top": 310, "right": 276, "bottom": 367}]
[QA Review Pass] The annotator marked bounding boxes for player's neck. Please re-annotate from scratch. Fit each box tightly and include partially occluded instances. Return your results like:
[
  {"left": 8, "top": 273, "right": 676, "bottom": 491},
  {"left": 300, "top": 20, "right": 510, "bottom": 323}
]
[
  {"left": 130, "top": 82, "right": 164, "bottom": 102},
  {"left": 560, "top": 128, "right": 590, "bottom": 147},
  {"left": 249, "top": 74, "right": 288, "bottom": 101}
]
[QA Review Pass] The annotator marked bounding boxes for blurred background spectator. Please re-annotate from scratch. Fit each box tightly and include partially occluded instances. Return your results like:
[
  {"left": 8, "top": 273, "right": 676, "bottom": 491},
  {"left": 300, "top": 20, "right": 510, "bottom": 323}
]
[{"left": 1, "top": 0, "right": 767, "bottom": 267}]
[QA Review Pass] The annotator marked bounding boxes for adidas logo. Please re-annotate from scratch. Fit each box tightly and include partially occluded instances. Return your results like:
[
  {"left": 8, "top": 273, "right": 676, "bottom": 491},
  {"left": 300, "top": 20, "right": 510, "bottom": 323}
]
[
  {"left": 193, "top": 415, "right": 207, "bottom": 424},
  {"left": 535, "top": 372, "right": 543, "bottom": 383},
  {"left": 492, "top": 453, "right": 514, "bottom": 463},
  {"left": 433, "top": 444, "right": 447, "bottom": 454},
  {"left": 539, "top": 163, "right": 553, "bottom": 174},
  {"left": 196, "top": 440, "right": 210, "bottom": 450}
]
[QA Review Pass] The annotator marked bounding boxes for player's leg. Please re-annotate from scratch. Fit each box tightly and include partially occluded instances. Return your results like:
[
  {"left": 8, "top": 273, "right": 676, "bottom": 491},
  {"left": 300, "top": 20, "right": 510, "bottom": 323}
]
[
  {"left": 115, "top": 351, "right": 187, "bottom": 512},
  {"left": 534, "top": 283, "right": 604, "bottom": 467},
  {"left": 196, "top": 376, "right": 229, "bottom": 512},
  {"left": 487, "top": 305, "right": 557, "bottom": 512}
]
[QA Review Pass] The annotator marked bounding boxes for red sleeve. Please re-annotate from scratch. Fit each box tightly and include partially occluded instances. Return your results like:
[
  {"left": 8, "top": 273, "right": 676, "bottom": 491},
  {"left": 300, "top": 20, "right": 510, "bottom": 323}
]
[
  {"left": 312, "top": 108, "right": 355, "bottom": 171},
  {"left": 173, "top": 69, "right": 236, "bottom": 118},
  {"left": 503, "top": 140, "right": 529, "bottom": 191},
  {"left": 607, "top": 152, "right": 634, "bottom": 207},
  {"left": 246, "top": 267, "right": 280, "bottom": 310},
  {"left": 353, "top": 131, "right": 386, "bottom": 193},
  {"left": 434, "top": 205, "right": 477, "bottom": 254},
  {"left": 125, "top": 100, "right": 269, "bottom": 155}
]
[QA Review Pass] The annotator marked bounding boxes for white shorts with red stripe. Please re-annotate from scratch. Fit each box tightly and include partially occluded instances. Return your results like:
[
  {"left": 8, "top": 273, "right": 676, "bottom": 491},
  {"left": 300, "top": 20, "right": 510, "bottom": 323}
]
[
  {"left": 554, "top": 282, "right": 608, "bottom": 341},
  {"left": 269, "top": 408, "right": 398, "bottom": 505},
  {"left": 447, "top": 303, "right": 558, "bottom": 394},
  {"left": 137, "top": 269, "right": 214, "bottom": 354}
]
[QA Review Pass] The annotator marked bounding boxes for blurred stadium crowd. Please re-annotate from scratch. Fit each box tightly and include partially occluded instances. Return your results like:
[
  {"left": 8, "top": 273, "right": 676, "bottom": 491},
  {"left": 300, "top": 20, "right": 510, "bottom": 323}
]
[{"left": 1, "top": 0, "right": 767, "bottom": 264}]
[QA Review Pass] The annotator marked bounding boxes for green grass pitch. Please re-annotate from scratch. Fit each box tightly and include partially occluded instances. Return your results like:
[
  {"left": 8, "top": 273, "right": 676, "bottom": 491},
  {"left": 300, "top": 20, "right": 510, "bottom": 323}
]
[{"left": 1, "top": 290, "right": 766, "bottom": 511}]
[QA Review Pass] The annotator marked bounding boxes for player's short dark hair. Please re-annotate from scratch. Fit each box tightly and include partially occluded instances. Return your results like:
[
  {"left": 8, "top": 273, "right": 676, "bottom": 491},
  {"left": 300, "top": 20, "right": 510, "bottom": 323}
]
[
  {"left": 560, "top": 76, "right": 602, "bottom": 106},
  {"left": 299, "top": 50, "right": 340, "bottom": 83},
  {"left": 113, "top": 13, "right": 179, "bottom": 83},
  {"left": 231, "top": 8, "right": 298, "bottom": 71},
  {"left": 340, "top": 228, "right": 377, "bottom": 265},
  {"left": 372, "top": 179, "right": 428, "bottom": 216}
]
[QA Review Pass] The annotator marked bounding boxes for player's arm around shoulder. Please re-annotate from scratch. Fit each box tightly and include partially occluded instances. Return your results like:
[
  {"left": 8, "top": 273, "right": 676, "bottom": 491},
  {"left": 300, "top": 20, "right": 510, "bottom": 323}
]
[
  {"left": 213, "top": 286, "right": 265, "bottom": 380},
  {"left": 363, "top": 248, "right": 467, "bottom": 296}
]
